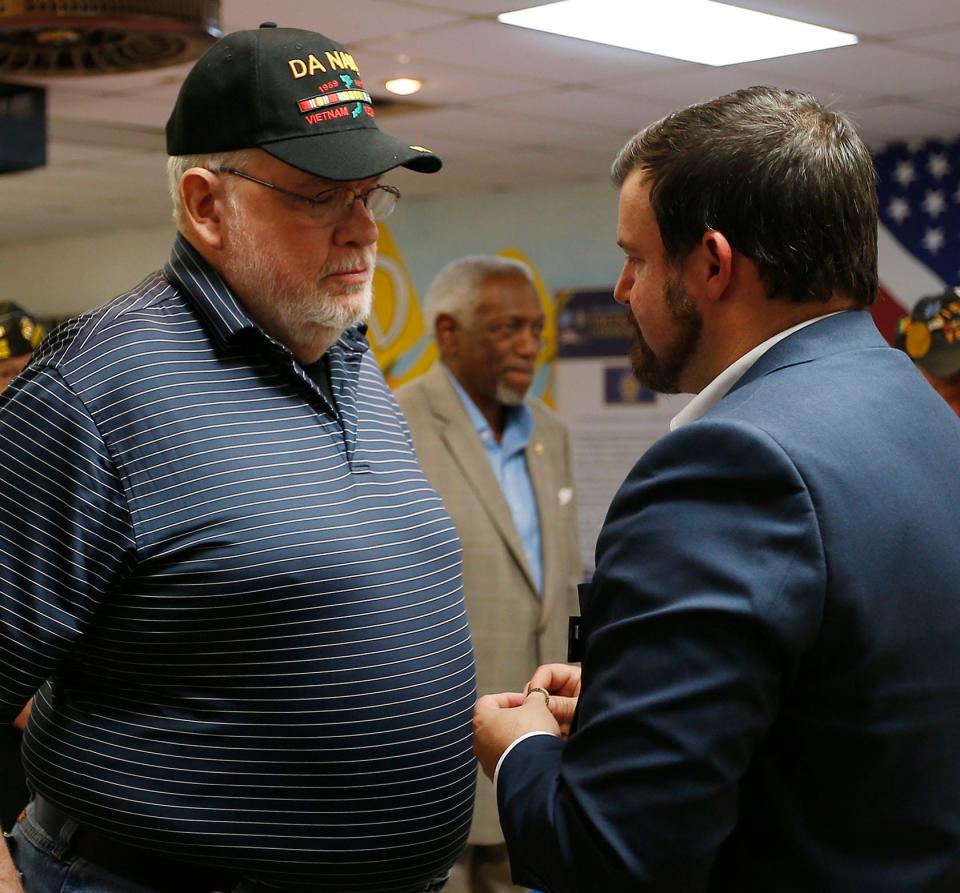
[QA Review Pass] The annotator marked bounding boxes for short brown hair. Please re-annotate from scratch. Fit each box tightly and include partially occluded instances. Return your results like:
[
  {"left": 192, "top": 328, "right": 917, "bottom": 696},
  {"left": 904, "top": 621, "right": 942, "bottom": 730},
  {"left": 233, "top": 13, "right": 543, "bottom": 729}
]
[{"left": 612, "top": 86, "right": 878, "bottom": 306}]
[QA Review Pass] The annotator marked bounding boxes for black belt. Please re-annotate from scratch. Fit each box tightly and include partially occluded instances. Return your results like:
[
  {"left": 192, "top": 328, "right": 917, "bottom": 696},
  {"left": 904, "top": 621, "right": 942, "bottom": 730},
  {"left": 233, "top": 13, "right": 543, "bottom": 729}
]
[
  {"left": 30, "top": 795, "right": 250, "bottom": 893},
  {"left": 30, "top": 795, "right": 451, "bottom": 893}
]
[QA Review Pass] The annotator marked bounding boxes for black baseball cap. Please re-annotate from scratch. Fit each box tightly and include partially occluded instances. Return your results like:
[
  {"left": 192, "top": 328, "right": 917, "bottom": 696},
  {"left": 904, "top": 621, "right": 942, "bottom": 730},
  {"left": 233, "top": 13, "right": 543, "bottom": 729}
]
[
  {"left": 0, "top": 301, "right": 43, "bottom": 360},
  {"left": 895, "top": 287, "right": 960, "bottom": 379},
  {"left": 166, "top": 23, "right": 441, "bottom": 181}
]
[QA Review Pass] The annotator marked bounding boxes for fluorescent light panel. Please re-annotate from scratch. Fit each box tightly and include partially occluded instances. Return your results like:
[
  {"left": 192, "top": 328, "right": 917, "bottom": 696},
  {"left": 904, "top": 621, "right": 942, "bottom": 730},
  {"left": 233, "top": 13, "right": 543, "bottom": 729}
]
[{"left": 497, "top": 0, "right": 858, "bottom": 67}]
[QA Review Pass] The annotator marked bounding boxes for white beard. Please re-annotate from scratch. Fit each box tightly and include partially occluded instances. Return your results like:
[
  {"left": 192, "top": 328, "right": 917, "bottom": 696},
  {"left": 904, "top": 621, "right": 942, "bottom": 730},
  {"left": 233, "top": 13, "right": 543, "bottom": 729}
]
[
  {"left": 223, "top": 201, "right": 375, "bottom": 348},
  {"left": 496, "top": 381, "right": 528, "bottom": 406}
]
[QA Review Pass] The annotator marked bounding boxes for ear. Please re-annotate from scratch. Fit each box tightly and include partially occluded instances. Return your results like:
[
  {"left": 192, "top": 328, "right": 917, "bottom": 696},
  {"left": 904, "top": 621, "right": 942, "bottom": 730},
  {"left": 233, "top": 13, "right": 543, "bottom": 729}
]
[
  {"left": 695, "top": 229, "right": 734, "bottom": 303},
  {"left": 180, "top": 168, "right": 227, "bottom": 251},
  {"left": 434, "top": 313, "right": 460, "bottom": 357}
]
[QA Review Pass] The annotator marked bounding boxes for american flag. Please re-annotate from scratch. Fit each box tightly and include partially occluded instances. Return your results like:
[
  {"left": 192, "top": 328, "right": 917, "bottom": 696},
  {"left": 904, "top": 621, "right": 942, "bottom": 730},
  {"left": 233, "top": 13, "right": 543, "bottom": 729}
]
[{"left": 871, "top": 136, "right": 960, "bottom": 341}]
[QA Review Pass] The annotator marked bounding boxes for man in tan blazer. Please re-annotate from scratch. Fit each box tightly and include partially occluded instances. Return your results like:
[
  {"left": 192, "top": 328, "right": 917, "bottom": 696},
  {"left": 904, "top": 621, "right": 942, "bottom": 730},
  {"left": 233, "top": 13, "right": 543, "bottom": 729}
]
[{"left": 396, "top": 256, "right": 581, "bottom": 893}]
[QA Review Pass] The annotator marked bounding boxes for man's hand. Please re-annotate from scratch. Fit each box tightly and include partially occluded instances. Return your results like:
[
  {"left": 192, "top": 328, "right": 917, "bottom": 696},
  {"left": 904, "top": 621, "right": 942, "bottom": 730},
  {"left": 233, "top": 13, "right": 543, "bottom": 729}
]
[
  {"left": 0, "top": 833, "right": 23, "bottom": 893},
  {"left": 473, "top": 691, "right": 560, "bottom": 781},
  {"left": 524, "top": 663, "right": 581, "bottom": 738},
  {"left": 525, "top": 662, "right": 582, "bottom": 699}
]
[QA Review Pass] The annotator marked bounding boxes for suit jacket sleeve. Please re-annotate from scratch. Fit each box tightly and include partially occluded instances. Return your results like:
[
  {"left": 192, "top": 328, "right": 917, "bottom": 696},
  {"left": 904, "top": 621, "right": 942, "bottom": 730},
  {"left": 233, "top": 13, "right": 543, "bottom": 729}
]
[{"left": 496, "top": 419, "right": 826, "bottom": 892}]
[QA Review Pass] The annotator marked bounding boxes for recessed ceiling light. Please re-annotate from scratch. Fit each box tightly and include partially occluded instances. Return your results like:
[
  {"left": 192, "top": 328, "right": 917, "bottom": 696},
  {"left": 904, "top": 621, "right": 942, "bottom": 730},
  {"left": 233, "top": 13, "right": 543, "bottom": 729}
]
[
  {"left": 498, "top": 0, "right": 858, "bottom": 67},
  {"left": 385, "top": 77, "right": 423, "bottom": 96}
]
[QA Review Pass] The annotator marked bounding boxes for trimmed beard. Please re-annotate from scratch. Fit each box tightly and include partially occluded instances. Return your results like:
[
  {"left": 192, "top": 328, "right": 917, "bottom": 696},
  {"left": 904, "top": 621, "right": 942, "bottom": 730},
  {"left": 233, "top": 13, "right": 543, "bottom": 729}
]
[
  {"left": 223, "top": 199, "right": 374, "bottom": 345},
  {"left": 628, "top": 272, "right": 702, "bottom": 394},
  {"left": 495, "top": 381, "right": 529, "bottom": 406}
]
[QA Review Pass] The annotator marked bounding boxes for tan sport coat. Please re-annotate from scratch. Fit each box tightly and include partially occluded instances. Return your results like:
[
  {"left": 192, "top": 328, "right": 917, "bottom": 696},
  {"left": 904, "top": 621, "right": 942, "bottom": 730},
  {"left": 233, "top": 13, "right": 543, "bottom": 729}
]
[{"left": 396, "top": 363, "right": 581, "bottom": 846}]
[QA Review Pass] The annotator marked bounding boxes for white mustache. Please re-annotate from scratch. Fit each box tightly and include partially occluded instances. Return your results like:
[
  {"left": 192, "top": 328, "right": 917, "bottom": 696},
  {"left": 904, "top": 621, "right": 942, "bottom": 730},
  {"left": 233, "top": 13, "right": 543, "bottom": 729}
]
[{"left": 321, "top": 252, "right": 376, "bottom": 276}]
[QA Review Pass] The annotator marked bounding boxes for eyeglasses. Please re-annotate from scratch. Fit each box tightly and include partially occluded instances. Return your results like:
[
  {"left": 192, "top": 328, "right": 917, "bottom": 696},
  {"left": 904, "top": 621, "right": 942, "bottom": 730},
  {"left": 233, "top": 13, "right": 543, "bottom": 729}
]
[{"left": 218, "top": 167, "right": 401, "bottom": 225}]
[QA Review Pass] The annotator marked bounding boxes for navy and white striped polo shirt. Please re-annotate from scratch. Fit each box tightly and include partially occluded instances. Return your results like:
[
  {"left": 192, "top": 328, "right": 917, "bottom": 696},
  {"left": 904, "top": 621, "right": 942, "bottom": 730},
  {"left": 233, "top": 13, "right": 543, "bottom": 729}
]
[{"left": 0, "top": 234, "right": 476, "bottom": 892}]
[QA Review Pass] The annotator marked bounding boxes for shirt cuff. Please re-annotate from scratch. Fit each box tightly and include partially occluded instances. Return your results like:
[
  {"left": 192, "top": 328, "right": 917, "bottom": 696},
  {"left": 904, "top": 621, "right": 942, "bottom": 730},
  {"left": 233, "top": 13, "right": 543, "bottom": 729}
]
[{"left": 493, "top": 730, "right": 559, "bottom": 790}]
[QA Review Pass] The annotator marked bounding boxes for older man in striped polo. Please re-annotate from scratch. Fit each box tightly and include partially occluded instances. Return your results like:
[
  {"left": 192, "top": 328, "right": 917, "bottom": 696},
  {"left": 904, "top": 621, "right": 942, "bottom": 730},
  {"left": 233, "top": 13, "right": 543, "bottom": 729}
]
[{"left": 0, "top": 24, "right": 475, "bottom": 893}]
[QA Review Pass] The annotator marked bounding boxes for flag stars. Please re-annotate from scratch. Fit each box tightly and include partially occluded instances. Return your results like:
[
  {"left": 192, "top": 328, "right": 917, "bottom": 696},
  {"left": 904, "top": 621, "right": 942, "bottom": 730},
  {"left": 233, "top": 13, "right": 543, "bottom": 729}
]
[
  {"left": 923, "top": 190, "right": 946, "bottom": 218},
  {"left": 888, "top": 197, "right": 910, "bottom": 223},
  {"left": 894, "top": 160, "right": 917, "bottom": 187},
  {"left": 923, "top": 228, "right": 945, "bottom": 254},
  {"left": 927, "top": 152, "right": 950, "bottom": 179},
  {"left": 875, "top": 139, "right": 959, "bottom": 284}
]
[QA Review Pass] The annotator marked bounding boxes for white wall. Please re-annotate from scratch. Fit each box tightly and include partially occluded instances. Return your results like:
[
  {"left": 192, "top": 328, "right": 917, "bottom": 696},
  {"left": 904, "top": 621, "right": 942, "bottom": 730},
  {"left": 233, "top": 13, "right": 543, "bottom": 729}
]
[
  {"left": 0, "top": 177, "right": 624, "bottom": 316},
  {"left": 0, "top": 224, "right": 175, "bottom": 316},
  {"left": 393, "top": 177, "right": 623, "bottom": 298}
]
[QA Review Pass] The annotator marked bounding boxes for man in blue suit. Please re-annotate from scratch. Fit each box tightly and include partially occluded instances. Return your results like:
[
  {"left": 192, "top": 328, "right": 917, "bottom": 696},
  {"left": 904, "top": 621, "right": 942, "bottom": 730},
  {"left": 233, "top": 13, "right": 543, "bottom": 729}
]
[{"left": 473, "top": 85, "right": 960, "bottom": 892}]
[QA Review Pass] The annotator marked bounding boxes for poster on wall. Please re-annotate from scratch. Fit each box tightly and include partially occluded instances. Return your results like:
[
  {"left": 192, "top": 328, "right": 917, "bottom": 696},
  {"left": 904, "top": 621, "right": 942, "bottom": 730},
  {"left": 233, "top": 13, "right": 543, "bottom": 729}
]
[{"left": 554, "top": 287, "right": 691, "bottom": 573}]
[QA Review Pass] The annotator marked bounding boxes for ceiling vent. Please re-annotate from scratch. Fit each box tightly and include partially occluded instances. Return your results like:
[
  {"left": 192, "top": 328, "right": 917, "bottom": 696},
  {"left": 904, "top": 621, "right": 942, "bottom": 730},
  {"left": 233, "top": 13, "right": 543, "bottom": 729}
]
[{"left": 0, "top": 0, "right": 220, "bottom": 76}]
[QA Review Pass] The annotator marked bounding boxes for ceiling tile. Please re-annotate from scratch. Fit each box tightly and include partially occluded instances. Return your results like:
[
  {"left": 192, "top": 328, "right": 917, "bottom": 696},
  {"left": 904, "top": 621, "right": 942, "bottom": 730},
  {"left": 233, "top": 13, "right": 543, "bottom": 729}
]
[
  {"left": 356, "top": 48, "right": 534, "bottom": 104},
  {"left": 739, "top": 41, "right": 960, "bottom": 98},
  {"left": 622, "top": 63, "right": 834, "bottom": 107},
  {"left": 220, "top": 0, "right": 461, "bottom": 42},
  {"left": 897, "top": 26, "right": 960, "bottom": 57},
  {"left": 491, "top": 85, "right": 688, "bottom": 135},
  {"left": 732, "top": 0, "right": 960, "bottom": 35},
  {"left": 385, "top": 102, "right": 632, "bottom": 159}
]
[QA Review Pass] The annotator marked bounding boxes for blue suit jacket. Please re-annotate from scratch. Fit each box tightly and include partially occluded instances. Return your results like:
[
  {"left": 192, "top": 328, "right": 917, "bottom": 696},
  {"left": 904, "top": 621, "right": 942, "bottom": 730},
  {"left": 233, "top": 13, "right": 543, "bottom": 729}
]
[{"left": 497, "top": 311, "right": 960, "bottom": 892}]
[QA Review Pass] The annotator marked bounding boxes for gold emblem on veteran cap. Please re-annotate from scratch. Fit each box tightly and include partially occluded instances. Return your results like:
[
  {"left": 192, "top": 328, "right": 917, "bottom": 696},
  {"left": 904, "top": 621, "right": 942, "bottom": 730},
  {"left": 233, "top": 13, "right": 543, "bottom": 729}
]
[
  {"left": 410, "top": 146, "right": 432, "bottom": 153},
  {"left": 895, "top": 289, "right": 960, "bottom": 378},
  {"left": 905, "top": 320, "right": 933, "bottom": 359},
  {"left": 20, "top": 316, "right": 36, "bottom": 347}
]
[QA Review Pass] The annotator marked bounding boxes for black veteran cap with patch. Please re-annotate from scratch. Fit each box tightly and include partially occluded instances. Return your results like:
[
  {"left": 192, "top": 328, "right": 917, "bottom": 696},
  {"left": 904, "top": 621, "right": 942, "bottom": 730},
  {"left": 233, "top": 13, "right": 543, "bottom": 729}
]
[
  {"left": 0, "top": 301, "right": 43, "bottom": 360},
  {"left": 895, "top": 287, "right": 960, "bottom": 379},
  {"left": 165, "top": 22, "right": 441, "bottom": 181}
]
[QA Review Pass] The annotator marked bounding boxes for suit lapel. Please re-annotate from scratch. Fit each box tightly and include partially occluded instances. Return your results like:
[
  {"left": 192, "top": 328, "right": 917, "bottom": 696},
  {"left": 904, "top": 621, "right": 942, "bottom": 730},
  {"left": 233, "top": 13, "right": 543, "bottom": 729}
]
[{"left": 423, "top": 366, "right": 539, "bottom": 594}]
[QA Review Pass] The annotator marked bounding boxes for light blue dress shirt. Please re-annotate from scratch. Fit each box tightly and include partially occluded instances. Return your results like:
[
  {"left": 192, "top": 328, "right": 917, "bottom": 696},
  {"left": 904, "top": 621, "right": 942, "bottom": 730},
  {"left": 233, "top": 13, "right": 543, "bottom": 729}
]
[{"left": 445, "top": 367, "right": 544, "bottom": 595}]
